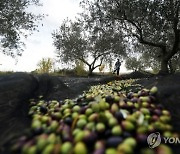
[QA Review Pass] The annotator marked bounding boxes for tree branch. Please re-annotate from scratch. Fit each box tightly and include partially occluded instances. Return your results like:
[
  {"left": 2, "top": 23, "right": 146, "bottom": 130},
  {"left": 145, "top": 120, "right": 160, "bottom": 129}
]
[
  {"left": 94, "top": 57, "right": 104, "bottom": 70},
  {"left": 91, "top": 51, "right": 109, "bottom": 66},
  {"left": 79, "top": 56, "right": 90, "bottom": 66},
  {"left": 123, "top": 14, "right": 167, "bottom": 54}
]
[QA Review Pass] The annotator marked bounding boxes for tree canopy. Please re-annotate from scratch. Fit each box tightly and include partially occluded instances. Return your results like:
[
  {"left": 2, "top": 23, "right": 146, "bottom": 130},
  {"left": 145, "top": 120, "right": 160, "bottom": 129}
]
[
  {"left": 81, "top": 0, "right": 180, "bottom": 74},
  {"left": 0, "top": 0, "right": 43, "bottom": 57},
  {"left": 52, "top": 18, "right": 126, "bottom": 75}
]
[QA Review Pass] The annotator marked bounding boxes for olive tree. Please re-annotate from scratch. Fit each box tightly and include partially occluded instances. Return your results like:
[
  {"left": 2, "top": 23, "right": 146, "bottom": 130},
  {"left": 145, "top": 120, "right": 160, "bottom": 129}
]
[
  {"left": 81, "top": 0, "right": 180, "bottom": 74},
  {"left": 0, "top": 0, "right": 44, "bottom": 57},
  {"left": 52, "top": 19, "right": 126, "bottom": 75},
  {"left": 125, "top": 57, "right": 144, "bottom": 72},
  {"left": 125, "top": 52, "right": 161, "bottom": 73},
  {"left": 36, "top": 58, "right": 54, "bottom": 73}
]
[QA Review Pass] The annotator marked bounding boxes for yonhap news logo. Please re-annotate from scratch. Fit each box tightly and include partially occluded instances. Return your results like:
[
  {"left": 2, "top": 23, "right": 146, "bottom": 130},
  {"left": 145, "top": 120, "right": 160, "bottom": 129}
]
[
  {"left": 147, "top": 132, "right": 180, "bottom": 148},
  {"left": 147, "top": 132, "right": 161, "bottom": 148}
]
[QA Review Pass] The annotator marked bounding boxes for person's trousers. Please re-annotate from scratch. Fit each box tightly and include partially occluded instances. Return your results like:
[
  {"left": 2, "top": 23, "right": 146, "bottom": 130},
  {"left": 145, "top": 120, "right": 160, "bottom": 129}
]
[{"left": 117, "top": 69, "right": 120, "bottom": 75}]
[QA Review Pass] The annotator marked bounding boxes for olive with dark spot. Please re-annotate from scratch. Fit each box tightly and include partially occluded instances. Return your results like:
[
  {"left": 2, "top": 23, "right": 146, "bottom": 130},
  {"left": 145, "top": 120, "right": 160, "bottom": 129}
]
[
  {"left": 114, "top": 111, "right": 124, "bottom": 121},
  {"left": 105, "top": 96, "right": 114, "bottom": 104},
  {"left": 64, "top": 117, "right": 73, "bottom": 126},
  {"left": 39, "top": 106, "right": 47, "bottom": 114},
  {"left": 106, "top": 137, "right": 123, "bottom": 147}
]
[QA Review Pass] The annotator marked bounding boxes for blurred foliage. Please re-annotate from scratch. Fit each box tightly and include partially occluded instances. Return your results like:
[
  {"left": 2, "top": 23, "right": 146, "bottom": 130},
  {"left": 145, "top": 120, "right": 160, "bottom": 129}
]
[
  {"left": 36, "top": 58, "right": 54, "bottom": 73},
  {"left": 99, "top": 64, "right": 105, "bottom": 73},
  {"left": 125, "top": 51, "right": 180, "bottom": 74},
  {"left": 53, "top": 68, "right": 87, "bottom": 77},
  {"left": 125, "top": 57, "right": 144, "bottom": 72},
  {"left": 0, "top": 71, "right": 13, "bottom": 75},
  {"left": 125, "top": 53, "right": 161, "bottom": 74},
  {"left": 168, "top": 53, "right": 180, "bottom": 73},
  {"left": 0, "top": 0, "right": 44, "bottom": 57},
  {"left": 74, "top": 60, "right": 88, "bottom": 76},
  {"left": 81, "top": 0, "right": 180, "bottom": 74}
]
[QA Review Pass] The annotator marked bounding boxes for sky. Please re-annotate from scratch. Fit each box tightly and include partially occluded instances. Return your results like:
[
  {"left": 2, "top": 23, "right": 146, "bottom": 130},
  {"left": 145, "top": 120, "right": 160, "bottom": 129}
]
[{"left": 0, "top": 0, "right": 128, "bottom": 73}]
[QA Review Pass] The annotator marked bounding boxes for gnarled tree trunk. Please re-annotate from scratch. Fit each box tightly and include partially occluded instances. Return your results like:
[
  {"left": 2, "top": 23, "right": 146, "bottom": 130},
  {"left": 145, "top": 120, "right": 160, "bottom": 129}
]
[{"left": 88, "top": 65, "right": 94, "bottom": 76}]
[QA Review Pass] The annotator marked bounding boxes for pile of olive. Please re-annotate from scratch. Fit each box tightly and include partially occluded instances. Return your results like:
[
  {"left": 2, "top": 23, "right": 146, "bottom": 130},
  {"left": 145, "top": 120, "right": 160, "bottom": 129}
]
[{"left": 11, "top": 80, "right": 178, "bottom": 154}]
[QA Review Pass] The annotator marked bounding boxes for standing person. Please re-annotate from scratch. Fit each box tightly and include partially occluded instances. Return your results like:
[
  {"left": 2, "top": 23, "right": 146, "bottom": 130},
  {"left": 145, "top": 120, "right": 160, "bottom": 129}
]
[{"left": 113, "top": 59, "right": 121, "bottom": 75}]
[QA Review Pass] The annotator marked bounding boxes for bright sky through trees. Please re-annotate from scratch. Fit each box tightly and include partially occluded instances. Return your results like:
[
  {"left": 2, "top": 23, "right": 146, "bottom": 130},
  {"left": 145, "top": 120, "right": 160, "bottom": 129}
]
[
  {"left": 0, "top": 0, "right": 128, "bottom": 73},
  {"left": 0, "top": 0, "right": 82, "bottom": 72}
]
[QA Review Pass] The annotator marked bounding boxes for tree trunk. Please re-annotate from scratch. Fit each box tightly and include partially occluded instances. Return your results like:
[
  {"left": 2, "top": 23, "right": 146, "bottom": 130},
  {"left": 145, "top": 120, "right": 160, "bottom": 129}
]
[
  {"left": 88, "top": 65, "right": 94, "bottom": 76},
  {"left": 159, "top": 58, "right": 169, "bottom": 75}
]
